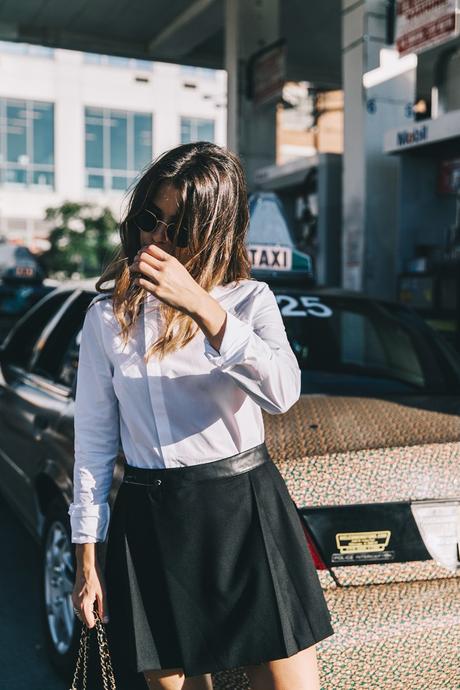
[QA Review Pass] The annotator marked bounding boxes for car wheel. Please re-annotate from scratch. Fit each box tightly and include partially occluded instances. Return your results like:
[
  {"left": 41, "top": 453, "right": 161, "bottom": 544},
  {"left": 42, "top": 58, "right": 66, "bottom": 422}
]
[{"left": 40, "top": 496, "right": 79, "bottom": 678}]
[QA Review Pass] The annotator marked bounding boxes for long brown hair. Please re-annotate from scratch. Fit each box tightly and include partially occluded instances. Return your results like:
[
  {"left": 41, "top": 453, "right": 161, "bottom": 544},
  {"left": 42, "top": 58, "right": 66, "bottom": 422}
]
[{"left": 95, "top": 141, "right": 252, "bottom": 362}]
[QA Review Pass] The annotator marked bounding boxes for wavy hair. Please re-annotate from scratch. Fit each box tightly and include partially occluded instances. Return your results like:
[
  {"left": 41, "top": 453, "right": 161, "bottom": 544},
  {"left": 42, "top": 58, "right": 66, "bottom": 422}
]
[{"left": 95, "top": 141, "right": 252, "bottom": 362}]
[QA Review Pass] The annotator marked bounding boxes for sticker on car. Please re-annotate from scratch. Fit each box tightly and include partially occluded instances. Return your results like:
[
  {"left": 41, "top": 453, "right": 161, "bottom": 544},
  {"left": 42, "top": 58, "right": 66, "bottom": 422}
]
[
  {"left": 275, "top": 295, "right": 333, "bottom": 318},
  {"left": 331, "top": 530, "right": 394, "bottom": 564},
  {"left": 335, "top": 530, "right": 392, "bottom": 554}
]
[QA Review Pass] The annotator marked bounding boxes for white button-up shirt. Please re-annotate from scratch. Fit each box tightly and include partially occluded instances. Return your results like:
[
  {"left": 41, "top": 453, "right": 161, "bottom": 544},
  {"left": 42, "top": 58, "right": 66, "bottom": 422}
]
[{"left": 68, "top": 278, "right": 301, "bottom": 543}]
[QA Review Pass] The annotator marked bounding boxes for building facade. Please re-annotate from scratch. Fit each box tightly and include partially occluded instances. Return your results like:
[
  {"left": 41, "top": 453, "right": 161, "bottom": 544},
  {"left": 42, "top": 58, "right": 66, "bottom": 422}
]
[{"left": 0, "top": 43, "right": 227, "bottom": 250}]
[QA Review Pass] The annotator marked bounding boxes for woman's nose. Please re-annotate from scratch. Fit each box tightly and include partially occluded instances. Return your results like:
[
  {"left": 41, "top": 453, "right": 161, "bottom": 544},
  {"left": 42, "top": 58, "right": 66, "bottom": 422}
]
[{"left": 150, "top": 222, "right": 169, "bottom": 243}]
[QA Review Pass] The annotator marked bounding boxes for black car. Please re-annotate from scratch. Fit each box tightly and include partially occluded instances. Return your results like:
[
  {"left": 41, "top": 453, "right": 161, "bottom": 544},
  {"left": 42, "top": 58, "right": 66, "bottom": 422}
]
[
  {"left": 0, "top": 243, "right": 53, "bottom": 343},
  {"left": 0, "top": 282, "right": 459, "bottom": 685},
  {"left": 0, "top": 280, "right": 56, "bottom": 343}
]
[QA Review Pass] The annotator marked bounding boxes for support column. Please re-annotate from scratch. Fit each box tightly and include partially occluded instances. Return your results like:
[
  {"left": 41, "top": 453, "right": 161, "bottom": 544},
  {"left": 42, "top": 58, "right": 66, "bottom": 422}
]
[
  {"left": 224, "top": 0, "right": 238, "bottom": 153},
  {"left": 224, "top": 0, "right": 280, "bottom": 188},
  {"left": 341, "top": 0, "right": 416, "bottom": 297}
]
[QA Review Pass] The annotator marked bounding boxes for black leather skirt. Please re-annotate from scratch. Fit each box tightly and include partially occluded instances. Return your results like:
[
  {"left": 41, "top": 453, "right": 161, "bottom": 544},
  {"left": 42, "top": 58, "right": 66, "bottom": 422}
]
[{"left": 103, "top": 442, "right": 334, "bottom": 680}]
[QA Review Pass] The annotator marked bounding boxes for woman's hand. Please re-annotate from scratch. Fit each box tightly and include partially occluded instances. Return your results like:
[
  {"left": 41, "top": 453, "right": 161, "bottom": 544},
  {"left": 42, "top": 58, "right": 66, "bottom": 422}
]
[
  {"left": 72, "top": 563, "right": 109, "bottom": 629},
  {"left": 129, "top": 244, "right": 208, "bottom": 316},
  {"left": 129, "top": 243, "right": 228, "bottom": 351}
]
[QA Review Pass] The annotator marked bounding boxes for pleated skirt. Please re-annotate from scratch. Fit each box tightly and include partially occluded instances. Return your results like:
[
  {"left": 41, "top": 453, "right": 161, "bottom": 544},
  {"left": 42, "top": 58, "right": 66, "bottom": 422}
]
[{"left": 103, "top": 442, "right": 335, "bottom": 679}]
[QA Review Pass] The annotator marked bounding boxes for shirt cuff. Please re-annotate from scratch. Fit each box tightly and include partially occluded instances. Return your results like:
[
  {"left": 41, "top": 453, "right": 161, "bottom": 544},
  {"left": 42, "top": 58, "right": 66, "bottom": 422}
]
[
  {"left": 203, "top": 310, "right": 271, "bottom": 369},
  {"left": 68, "top": 502, "right": 110, "bottom": 543}
]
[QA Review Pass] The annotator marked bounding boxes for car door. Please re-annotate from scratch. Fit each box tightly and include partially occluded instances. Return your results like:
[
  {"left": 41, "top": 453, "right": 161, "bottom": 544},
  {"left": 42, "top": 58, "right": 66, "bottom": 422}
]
[
  {"left": 0, "top": 289, "right": 74, "bottom": 526},
  {"left": 0, "top": 289, "right": 93, "bottom": 534},
  {"left": 26, "top": 290, "right": 98, "bottom": 529}
]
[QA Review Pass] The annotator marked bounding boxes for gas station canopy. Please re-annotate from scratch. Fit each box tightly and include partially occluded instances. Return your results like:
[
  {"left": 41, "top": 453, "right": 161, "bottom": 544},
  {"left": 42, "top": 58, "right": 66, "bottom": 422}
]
[{"left": 0, "top": 0, "right": 341, "bottom": 88}]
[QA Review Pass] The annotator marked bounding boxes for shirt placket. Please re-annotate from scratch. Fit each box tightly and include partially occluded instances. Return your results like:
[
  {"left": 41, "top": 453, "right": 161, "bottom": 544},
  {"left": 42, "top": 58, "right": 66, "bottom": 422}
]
[{"left": 143, "top": 298, "right": 175, "bottom": 467}]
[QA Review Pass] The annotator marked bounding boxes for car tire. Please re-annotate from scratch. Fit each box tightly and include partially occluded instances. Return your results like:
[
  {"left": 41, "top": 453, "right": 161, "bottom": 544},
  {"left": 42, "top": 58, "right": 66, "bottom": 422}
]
[
  {"left": 40, "top": 497, "right": 148, "bottom": 689},
  {"left": 40, "top": 496, "right": 80, "bottom": 680}
]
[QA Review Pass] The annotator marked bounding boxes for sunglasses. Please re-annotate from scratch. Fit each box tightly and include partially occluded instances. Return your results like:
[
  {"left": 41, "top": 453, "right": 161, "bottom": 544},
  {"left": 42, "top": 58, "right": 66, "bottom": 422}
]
[{"left": 130, "top": 209, "right": 189, "bottom": 248}]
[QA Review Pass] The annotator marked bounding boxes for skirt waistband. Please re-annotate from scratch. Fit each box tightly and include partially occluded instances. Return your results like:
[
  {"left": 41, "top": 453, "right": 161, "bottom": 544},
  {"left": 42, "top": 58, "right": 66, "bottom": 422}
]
[{"left": 122, "top": 443, "right": 271, "bottom": 486}]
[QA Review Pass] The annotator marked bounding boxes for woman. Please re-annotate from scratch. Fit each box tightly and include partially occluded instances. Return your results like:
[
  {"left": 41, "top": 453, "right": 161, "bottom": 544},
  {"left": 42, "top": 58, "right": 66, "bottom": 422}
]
[{"left": 70, "top": 142, "right": 334, "bottom": 690}]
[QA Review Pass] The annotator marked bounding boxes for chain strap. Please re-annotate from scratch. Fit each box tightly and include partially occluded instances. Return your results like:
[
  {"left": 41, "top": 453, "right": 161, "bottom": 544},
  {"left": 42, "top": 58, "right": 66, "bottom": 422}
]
[{"left": 70, "top": 607, "right": 117, "bottom": 690}]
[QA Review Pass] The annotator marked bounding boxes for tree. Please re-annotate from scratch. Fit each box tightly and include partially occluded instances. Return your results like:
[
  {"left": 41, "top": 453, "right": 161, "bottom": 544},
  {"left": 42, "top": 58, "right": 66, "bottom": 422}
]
[{"left": 40, "top": 201, "right": 120, "bottom": 279}]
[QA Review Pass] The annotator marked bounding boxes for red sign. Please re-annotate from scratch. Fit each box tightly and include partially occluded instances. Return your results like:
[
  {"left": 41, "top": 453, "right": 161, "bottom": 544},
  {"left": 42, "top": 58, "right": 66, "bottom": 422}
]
[
  {"left": 439, "top": 158, "right": 460, "bottom": 194},
  {"left": 396, "top": 0, "right": 459, "bottom": 55},
  {"left": 250, "top": 41, "right": 286, "bottom": 108}
]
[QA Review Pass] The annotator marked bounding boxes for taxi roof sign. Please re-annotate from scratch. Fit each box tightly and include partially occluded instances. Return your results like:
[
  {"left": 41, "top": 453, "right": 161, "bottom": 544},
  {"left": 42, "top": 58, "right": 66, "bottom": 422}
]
[
  {"left": 247, "top": 191, "right": 314, "bottom": 284},
  {"left": 248, "top": 192, "right": 294, "bottom": 247}
]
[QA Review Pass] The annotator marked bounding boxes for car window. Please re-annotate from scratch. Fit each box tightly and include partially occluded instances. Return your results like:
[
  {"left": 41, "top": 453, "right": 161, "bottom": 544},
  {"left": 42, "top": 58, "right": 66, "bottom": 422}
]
[
  {"left": 274, "top": 292, "right": 453, "bottom": 394},
  {"left": 57, "top": 328, "right": 81, "bottom": 388},
  {"left": 31, "top": 292, "right": 95, "bottom": 387},
  {"left": 1, "top": 290, "right": 72, "bottom": 369},
  {"left": 339, "top": 310, "right": 425, "bottom": 387}
]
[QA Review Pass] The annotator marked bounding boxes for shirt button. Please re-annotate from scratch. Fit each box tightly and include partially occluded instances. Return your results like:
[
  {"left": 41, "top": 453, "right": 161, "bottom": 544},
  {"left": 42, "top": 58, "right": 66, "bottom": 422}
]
[{"left": 155, "top": 479, "right": 162, "bottom": 485}]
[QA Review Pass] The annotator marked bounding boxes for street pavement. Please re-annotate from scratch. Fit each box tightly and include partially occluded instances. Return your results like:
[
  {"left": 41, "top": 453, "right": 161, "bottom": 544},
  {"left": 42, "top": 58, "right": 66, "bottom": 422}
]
[
  {"left": 0, "top": 492, "right": 65, "bottom": 690},
  {"left": 0, "top": 491, "right": 244, "bottom": 690}
]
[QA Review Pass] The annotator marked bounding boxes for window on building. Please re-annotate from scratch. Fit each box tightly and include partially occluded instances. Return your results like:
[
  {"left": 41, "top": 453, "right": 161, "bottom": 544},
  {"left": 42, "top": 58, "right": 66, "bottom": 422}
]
[
  {"left": 83, "top": 53, "right": 154, "bottom": 70},
  {"left": 84, "top": 107, "right": 153, "bottom": 191},
  {"left": 0, "top": 41, "right": 54, "bottom": 58},
  {"left": 180, "top": 66, "right": 216, "bottom": 80},
  {"left": 180, "top": 117, "right": 215, "bottom": 144},
  {"left": 0, "top": 99, "right": 54, "bottom": 188}
]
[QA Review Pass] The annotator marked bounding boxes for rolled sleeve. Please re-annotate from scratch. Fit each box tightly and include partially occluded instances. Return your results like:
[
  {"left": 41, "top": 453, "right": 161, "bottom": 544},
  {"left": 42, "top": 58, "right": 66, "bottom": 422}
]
[
  {"left": 68, "top": 503, "right": 110, "bottom": 544},
  {"left": 203, "top": 284, "right": 301, "bottom": 414},
  {"left": 68, "top": 299, "right": 120, "bottom": 544}
]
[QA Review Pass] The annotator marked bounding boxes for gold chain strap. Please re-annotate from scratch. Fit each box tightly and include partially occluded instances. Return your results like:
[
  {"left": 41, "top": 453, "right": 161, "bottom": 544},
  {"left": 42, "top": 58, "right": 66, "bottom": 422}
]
[{"left": 70, "top": 608, "right": 117, "bottom": 690}]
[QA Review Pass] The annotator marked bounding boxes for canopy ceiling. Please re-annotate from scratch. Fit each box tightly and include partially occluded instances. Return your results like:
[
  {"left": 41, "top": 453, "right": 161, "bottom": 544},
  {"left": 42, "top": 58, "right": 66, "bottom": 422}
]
[{"left": 0, "top": 0, "right": 342, "bottom": 88}]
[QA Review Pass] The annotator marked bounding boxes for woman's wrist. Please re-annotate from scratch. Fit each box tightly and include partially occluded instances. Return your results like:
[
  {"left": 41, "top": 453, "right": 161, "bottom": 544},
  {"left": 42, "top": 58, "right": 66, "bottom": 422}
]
[
  {"left": 188, "top": 291, "right": 227, "bottom": 353},
  {"left": 75, "top": 543, "right": 98, "bottom": 571}
]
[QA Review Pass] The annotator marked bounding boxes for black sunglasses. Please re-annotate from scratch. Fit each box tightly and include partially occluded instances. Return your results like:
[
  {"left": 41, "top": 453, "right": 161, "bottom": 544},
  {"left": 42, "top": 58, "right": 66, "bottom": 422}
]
[{"left": 130, "top": 209, "right": 189, "bottom": 248}]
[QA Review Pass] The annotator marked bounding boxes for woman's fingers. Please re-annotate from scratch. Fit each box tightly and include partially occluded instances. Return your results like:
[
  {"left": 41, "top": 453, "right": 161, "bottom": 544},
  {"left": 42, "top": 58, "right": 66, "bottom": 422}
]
[
  {"left": 82, "top": 597, "right": 96, "bottom": 628},
  {"left": 133, "top": 245, "right": 173, "bottom": 270},
  {"left": 72, "top": 587, "right": 88, "bottom": 625},
  {"left": 138, "top": 260, "right": 161, "bottom": 282},
  {"left": 137, "top": 250, "right": 165, "bottom": 270},
  {"left": 129, "top": 257, "right": 161, "bottom": 283},
  {"left": 137, "top": 277, "right": 159, "bottom": 294},
  {"left": 141, "top": 244, "right": 170, "bottom": 261},
  {"left": 95, "top": 588, "right": 110, "bottom": 624},
  {"left": 71, "top": 567, "right": 109, "bottom": 629}
]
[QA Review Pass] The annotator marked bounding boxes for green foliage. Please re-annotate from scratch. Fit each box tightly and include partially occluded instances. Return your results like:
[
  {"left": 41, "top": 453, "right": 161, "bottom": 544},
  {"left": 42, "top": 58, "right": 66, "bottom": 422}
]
[{"left": 40, "top": 201, "right": 120, "bottom": 279}]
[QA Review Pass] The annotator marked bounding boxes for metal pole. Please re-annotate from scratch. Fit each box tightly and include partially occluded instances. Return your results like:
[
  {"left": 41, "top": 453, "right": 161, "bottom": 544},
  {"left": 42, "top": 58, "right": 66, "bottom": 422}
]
[{"left": 225, "top": 0, "right": 238, "bottom": 154}]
